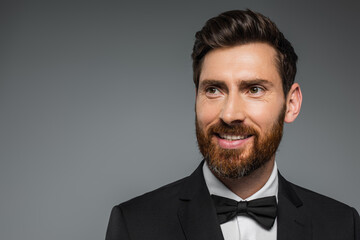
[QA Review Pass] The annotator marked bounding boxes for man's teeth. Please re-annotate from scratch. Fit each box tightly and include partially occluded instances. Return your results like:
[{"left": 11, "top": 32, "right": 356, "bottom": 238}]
[{"left": 219, "top": 134, "right": 248, "bottom": 140}]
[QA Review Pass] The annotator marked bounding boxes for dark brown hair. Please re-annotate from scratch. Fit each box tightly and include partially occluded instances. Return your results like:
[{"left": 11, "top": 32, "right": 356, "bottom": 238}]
[{"left": 191, "top": 9, "right": 298, "bottom": 96}]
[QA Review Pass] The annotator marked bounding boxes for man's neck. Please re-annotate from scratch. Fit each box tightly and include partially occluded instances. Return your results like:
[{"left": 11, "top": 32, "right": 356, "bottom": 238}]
[{"left": 213, "top": 157, "right": 275, "bottom": 199}]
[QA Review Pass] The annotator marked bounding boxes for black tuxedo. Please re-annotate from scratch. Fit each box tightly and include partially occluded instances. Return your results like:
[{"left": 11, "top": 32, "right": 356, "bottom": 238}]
[{"left": 106, "top": 162, "right": 360, "bottom": 239}]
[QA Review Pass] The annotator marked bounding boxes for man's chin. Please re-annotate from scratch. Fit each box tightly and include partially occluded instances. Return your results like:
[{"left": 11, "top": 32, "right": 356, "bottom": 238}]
[{"left": 206, "top": 156, "right": 258, "bottom": 179}]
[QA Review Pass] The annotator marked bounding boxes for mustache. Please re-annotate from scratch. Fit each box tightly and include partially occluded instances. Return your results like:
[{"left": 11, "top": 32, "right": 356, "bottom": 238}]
[{"left": 207, "top": 121, "right": 258, "bottom": 136}]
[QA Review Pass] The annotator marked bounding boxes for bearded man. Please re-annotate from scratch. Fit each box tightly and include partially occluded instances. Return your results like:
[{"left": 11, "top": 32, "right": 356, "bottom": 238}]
[{"left": 106, "top": 9, "right": 360, "bottom": 240}]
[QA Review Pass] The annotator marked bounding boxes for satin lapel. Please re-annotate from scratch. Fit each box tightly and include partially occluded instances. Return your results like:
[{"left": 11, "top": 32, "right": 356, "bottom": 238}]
[
  {"left": 277, "top": 172, "right": 312, "bottom": 240},
  {"left": 177, "top": 161, "right": 224, "bottom": 240}
]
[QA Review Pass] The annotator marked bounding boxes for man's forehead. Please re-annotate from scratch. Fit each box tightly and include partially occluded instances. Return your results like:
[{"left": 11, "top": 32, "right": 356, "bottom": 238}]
[{"left": 199, "top": 43, "right": 281, "bottom": 86}]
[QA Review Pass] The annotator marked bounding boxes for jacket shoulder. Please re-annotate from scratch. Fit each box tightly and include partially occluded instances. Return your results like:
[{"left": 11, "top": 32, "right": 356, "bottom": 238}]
[
  {"left": 290, "top": 181, "right": 354, "bottom": 209},
  {"left": 279, "top": 176, "right": 360, "bottom": 239},
  {"left": 287, "top": 179, "right": 359, "bottom": 235},
  {"left": 107, "top": 175, "right": 193, "bottom": 239}
]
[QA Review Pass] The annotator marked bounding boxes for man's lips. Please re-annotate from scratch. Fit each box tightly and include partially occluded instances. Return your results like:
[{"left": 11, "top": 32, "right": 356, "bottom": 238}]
[{"left": 214, "top": 133, "right": 253, "bottom": 149}]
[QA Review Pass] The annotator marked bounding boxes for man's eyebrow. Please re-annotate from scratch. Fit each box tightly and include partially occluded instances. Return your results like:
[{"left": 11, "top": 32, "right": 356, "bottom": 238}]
[
  {"left": 199, "top": 79, "right": 227, "bottom": 89},
  {"left": 238, "top": 79, "right": 274, "bottom": 88},
  {"left": 199, "top": 79, "right": 274, "bottom": 89}
]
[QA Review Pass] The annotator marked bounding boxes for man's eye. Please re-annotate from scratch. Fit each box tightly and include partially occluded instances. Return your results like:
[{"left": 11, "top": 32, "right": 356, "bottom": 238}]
[
  {"left": 249, "top": 86, "right": 264, "bottom": 94},
  {"left": 206, "top": 87, "right": 220, "bottom": 95}
]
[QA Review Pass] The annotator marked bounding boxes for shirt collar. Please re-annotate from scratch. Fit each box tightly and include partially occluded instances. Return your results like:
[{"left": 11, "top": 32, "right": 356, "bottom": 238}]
[{"left": 203, "top": 161, "right": 278, "bottom": 201}]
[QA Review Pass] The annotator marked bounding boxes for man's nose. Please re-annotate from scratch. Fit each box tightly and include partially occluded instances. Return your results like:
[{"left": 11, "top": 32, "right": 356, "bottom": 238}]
[{"left": 220, "top": 93, "right": 246, "bottom": 125}]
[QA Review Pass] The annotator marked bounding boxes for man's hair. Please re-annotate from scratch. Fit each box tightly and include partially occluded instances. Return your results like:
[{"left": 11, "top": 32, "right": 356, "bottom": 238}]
[{"left": 191, "top": 9, "right": 298, "bottom": 96}]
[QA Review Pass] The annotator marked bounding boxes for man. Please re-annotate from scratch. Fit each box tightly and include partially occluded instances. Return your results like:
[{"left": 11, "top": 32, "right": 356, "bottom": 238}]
[{"left": 106, "top": 9, "right": 360, "bottom": 240}]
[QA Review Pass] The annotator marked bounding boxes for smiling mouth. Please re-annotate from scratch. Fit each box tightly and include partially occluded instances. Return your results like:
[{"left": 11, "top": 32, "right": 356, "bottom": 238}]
[{"left": 216, "top": 133, "right": 253, "bottom": 141}]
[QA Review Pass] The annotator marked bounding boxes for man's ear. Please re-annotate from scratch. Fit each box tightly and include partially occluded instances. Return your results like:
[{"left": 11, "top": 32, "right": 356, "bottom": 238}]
[{"left": 284, "top": 83, "right": 302, "bottom": 123}]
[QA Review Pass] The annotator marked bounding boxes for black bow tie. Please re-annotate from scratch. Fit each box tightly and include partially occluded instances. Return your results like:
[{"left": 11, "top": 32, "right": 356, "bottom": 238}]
[{"left": 211, "top": 195, "right": 277, "bottom": 230}]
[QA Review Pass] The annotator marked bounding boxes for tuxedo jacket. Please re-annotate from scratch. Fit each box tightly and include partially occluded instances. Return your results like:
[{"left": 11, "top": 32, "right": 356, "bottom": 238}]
[{"left": 106, "top": 162, "right": 360, "bottom": 240}]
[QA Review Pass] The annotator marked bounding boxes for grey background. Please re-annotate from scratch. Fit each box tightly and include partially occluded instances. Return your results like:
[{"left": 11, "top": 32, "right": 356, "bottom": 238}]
[{"left": 1, "top": 0, "right": 359, "bottom": 239}]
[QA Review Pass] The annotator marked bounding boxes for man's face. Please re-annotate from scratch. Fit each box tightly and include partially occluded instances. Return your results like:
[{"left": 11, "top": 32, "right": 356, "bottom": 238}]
[{"left": 195, "top": 43, "right": 286, "bottom": 179}]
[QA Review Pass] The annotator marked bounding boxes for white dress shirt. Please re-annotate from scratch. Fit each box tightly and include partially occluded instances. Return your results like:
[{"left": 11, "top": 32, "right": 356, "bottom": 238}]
[{"left": 203, "top": 161, "right": 278, "bottom": 240}]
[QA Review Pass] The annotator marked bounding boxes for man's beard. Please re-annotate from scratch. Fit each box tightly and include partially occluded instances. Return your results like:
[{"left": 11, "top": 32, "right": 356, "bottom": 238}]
[{"left": 196, "top": 106, "right": 285, "bottom": 180}]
